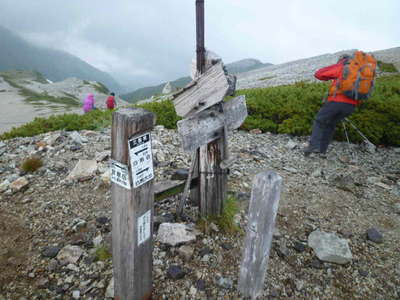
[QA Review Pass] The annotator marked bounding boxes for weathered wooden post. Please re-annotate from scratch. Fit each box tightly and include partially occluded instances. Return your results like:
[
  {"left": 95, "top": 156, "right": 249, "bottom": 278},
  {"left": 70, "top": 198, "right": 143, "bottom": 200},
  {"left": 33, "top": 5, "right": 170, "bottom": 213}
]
[
  {"left": 175, "top": 0, "right": 246, "bottom": 218},
  {"left": 238, "top": 171, "right": 282, "bottom": 300},
  {"left": 111, "top": 108, "right": 155, "bottom": 300}
]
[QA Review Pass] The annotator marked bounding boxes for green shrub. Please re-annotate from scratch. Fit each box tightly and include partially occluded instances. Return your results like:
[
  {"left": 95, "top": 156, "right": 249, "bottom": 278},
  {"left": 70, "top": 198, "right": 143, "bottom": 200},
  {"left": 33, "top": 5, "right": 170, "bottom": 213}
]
[
  {"left": 0, "top": 109, "right": 113, "bottom": 140},
  {"left": 21, "top": 156, "right": 43, "bottom": 173},
  {"left": 136, "top": 100, "right": 181, "bottom": 129},
  {"left": 377, "top": 60, "right": 398, "bottom": 73}
]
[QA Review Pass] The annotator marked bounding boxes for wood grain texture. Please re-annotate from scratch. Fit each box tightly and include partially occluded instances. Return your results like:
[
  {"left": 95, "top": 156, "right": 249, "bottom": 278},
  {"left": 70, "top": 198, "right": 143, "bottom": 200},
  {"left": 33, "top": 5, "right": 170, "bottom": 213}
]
[
  {"left": 198, "top": 136, "right": 227, "bottom": 217},
  {"left": 177, "top": 95, "right": 247, "bottom": 152},
  {"left": 238, "top": 171, "right": 282, "bottom": 300},
  {"left": 111, "top": 108, "right": 155, "bottom": 300},
  {"left": 173, "top": 62, "right": 229, "bottom": 118}
]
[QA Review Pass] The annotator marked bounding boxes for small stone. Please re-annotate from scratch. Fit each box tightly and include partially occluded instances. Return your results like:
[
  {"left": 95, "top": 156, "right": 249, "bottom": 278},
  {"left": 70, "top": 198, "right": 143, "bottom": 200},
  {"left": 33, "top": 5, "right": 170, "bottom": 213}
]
[
  {"left": 283, "top": 166, "right": 298, "bottom": 173},
  {"left": 105, "top": 278, "right": 114, "bottom": 298},
  {"left": 249, "top": 128, "right": 262, "bottom": 134},
  {"left": 366, "top": 228, "right": 383, "bottom": 243},
  {"left": 10, "top": 177, "right": 29, "bottom": 192},
  {"left": 209, "top": 222, "right": 219, "bottom": 232},
  {"left": 93, "top": 235, "right": 103, "bottom": 247},
  {"left": 195, "top": 279, "right": 206, "bottom": 291},
  {"left": 56, "top": 245, "right": 84, "bottom": 265},
  {"left": 66, "top": 264, "right": 80, "bottom": 272},
  {"left": 216, "top": 276, "right": 233, "bottom": 289},
  {"left": 310, "top": 258, "right": 324, "bottom": 269},
  {"left": 96, "top": 216, "right": 109, "bottom": 225},
  {"left": 286, "top": 140, "right": 297, "bottom": 150},
  {"left": 167, "top": 265, "right": 186, "bottom": 280},
  {"left": 41, "top": 246, "right": 61, "bottom": 258},
  {"left": 221, "top": 243, "right": 233, "bottom": 250},
  {"left": 199, "top": 247, "right": 212, "bottom": 257},
  {"left": 359, "top": 269, "right": 369, "bottom": 277},
  {"left": 0, "top": 180, "right": 10, "bottom": 193},
  {"left": 178, "top": 245, "right": 194, "bottom": 261},
  {"left": 293, "top": 241, "right": 307, "bottom": 253},
  {"left": 276, "top": 240, "right": 290, "bottom": 258},
  {"left": 72, "top": 290, "right": 80, "bottom": 299}
]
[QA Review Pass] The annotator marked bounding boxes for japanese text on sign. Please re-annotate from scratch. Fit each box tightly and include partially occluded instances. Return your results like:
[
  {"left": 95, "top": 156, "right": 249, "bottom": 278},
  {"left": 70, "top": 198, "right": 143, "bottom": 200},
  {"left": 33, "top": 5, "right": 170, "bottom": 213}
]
[
  {"left": 128, "top": 132, "right": 154, "bottom": 188},
  {"left": 111, "top": 160, "right": 131, "bottom": 189},
  {"left": 137, "top": 210, "right": 151, "bottom": 245}
]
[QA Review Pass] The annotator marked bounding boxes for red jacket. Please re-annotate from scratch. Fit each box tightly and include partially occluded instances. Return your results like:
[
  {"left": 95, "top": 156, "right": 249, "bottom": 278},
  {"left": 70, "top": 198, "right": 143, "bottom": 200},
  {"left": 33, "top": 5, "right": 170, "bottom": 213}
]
[
  {"left": 106, "top": 96, "right": 115, "bottom": 109},
  {"left": 314, "top": 60, "right": 359, "bottom": 106}
]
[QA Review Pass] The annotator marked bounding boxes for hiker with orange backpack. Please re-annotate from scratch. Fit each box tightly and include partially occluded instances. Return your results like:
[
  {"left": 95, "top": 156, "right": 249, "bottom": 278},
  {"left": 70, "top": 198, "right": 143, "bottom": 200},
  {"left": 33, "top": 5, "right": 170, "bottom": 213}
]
[{"left": 303, "top": 51, "right": 377, "bottom": 157}]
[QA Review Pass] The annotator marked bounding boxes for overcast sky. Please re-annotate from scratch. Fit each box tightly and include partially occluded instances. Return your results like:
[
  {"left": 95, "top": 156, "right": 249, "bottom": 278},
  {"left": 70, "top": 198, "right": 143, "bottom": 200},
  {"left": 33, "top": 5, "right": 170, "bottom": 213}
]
[{"left": 1, "top": 0, "right": 399, "bottom": 89}]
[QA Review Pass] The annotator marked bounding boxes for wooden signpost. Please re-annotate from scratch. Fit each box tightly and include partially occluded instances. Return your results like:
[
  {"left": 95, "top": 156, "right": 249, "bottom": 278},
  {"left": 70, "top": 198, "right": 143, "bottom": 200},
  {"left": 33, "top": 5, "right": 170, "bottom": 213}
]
[
  {"left": 111, "top": 108, "right": 155, "bottom": 300},
  {"left": 173, "top": 62, "right": 230, "bottom": 118},
  {"left": 174, "top": 0, "right": 248, "bottom": 218},
  {"left": 177, "top": 95, "right": 247, "bottom": 153},
  {"left": 238, "top": 171, "right": 282, "bottom": 299}
]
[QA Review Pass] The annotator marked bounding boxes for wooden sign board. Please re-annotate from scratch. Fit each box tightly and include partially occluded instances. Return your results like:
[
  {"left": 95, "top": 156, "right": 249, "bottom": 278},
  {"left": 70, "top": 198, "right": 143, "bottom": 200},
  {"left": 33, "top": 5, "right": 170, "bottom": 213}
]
[
  {"left": 173, "top": 62, "right": 229, "bottom": 118},
  {"left": 177, "top": 95, "right": 247, "bottom": 152}
]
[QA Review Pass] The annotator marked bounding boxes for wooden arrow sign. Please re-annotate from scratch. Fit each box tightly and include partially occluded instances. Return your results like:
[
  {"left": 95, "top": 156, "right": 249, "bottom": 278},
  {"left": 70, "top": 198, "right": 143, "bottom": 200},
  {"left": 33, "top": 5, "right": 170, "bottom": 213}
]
[
  {"left": 177, "top": 95, "right": 247, "bottom": 152},
  {"left": 173, "top": 62, "right": 229, "bottom": 118}
]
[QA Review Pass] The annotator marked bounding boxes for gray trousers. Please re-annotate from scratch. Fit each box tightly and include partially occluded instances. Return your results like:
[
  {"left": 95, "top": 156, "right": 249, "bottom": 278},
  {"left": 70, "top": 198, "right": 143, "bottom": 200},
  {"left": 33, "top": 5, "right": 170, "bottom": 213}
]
[{"left": 310, "top": 101, "right": 355, "bottom": 153}]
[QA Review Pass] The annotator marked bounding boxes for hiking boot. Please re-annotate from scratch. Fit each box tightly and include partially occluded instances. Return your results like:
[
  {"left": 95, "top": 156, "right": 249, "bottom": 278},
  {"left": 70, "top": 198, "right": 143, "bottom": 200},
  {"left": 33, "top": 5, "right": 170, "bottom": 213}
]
[{"left": 303, "top": 146, "right": 320, "bottom": 157}]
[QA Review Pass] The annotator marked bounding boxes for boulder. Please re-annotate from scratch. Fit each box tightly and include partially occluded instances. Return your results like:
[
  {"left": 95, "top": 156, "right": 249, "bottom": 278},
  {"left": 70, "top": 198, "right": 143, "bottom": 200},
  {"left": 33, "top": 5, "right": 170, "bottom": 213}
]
[
  {"left": 308, "top": 230, "right": 352, "bottom": 264},
  {"left": 67, "top": 160, "right": 97, "bottom": 181},
  {"left": 56, "top": 245, "right": 84, "bottom": 265},
  {"left": 10, "top": 177, "right": 29, "bottom": 192},
  {"left": 156, "top": 223, "right": 198, "bottom": 246}
]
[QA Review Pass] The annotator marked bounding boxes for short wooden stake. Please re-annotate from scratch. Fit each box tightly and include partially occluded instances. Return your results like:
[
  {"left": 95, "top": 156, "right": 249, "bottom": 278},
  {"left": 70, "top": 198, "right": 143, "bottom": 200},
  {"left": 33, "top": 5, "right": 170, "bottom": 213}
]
[
  {"left": 238, "top": 171, "right": 282, "bottom": 300},
  {"left": 111, "top": 108, "right": 154, "bottom": 300}
]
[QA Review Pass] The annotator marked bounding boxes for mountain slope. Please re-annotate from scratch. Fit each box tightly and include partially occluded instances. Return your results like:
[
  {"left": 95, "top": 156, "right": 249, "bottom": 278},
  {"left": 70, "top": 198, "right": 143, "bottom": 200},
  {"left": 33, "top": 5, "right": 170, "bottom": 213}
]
[
  {"left": 121, "top": 59, "right": 271, "bottom": 102},
  {"left": 0, "top": 26, "right": 120, "bottom": 92}
]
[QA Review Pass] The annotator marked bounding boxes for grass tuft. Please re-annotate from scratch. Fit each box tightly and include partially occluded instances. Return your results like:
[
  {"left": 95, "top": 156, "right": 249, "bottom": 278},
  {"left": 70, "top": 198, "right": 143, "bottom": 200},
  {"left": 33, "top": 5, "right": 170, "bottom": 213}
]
[
  {"left": 94, "top": 245, "right": 112, "bottom": 261},
  {"left": 197, "top": 196, "right": 240, "bottom": 235},
  {"left": 21, "top": 156, "right": 43, "bottom": 173}
]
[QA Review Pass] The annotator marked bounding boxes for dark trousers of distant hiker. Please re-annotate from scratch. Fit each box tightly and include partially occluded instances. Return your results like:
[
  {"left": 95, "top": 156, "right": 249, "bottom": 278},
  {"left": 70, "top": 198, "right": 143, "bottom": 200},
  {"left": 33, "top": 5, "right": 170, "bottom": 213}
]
[{"left": 309, "top": 101, "right": 355, "bottom": 153}]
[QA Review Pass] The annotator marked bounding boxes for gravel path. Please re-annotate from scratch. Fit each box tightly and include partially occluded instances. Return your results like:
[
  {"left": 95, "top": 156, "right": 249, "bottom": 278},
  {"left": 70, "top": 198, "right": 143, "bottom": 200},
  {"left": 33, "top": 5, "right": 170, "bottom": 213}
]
[{"left": 0, "top": 126, "right": 399, "bottom": 299}]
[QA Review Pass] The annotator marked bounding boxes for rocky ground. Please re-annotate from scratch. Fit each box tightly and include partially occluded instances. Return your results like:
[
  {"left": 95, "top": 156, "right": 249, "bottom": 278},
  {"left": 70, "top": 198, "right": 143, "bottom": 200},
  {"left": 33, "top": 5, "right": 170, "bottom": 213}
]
[{"left": 0, "top": 125, "right": 399, "bottom": 299}]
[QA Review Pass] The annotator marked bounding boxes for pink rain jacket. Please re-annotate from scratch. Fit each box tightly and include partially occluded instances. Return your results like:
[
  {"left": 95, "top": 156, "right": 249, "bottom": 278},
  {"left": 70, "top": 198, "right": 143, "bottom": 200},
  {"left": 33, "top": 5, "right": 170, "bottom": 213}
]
[{"left": 83, "top": 94, "right": 95, "bottom": 113}]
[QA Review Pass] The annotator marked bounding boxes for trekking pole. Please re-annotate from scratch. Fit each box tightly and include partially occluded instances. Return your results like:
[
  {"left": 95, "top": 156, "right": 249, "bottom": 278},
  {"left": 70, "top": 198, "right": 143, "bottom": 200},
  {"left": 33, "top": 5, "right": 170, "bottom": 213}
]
[
  {"left": 344, "top": 118, "right": 375, "bottom": 147},
  {"left": 342, "top": 121, "right": 357, "bottom": 162}
]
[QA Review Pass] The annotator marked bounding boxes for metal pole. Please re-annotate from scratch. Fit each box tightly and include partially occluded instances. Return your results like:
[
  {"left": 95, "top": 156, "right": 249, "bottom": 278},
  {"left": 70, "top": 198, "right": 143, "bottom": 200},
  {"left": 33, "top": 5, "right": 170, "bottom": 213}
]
[{"left": 196, "top": 0, "right": 205, "bottom": 74}]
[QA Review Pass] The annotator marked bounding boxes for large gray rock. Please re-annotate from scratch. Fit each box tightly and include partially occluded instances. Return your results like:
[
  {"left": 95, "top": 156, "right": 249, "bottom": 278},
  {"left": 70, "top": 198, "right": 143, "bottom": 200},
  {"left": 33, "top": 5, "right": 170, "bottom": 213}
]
[
  {"left": 308, "top": 230, "right": 352, "bottom": 264},
  {"left": 67, "top": 160, "right": 97, "bottom": 180},
  {"left": 56, "top": 245, "right": 84, "bottom": 265},
  {"left": 156, "top": 223, "right": 199, "bottom": 246}
]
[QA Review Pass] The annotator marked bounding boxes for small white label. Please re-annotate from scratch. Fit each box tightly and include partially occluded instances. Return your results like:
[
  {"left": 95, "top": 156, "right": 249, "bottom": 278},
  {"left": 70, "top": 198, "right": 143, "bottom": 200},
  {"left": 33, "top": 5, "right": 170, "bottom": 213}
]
[
  {"left": 137, "top": 210, "right": 151, "bottom": 245},
  {"left": 128, "top": 132, "right": 154, "bottom": 188},
  {"left": 111, "top": 160, "right": 131, "bottom": 189}
]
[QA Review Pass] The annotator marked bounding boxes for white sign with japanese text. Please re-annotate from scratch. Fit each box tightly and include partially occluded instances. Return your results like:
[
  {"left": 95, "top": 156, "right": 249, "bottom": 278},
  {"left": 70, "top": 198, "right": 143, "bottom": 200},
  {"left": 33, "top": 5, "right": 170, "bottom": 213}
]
[
  {"left": 111, "top": 160, "right": 131, "bottom": 190},
  {"left": 137, "top": 210, "right": 151, "bottom": 245},
  {"left": 128, "top": 132, "right": 154, "bottom": 188}
]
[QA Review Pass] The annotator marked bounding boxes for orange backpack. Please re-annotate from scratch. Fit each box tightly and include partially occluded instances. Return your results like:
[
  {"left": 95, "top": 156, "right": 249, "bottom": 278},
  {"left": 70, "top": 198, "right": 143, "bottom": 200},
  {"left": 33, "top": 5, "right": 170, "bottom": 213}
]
[{"left": 329, "top": 50, "right": 377, "bottom": 100}]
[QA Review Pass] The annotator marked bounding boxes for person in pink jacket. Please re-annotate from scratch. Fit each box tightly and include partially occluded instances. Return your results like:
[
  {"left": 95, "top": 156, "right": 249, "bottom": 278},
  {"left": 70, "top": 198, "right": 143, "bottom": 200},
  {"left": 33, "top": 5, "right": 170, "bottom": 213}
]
[{"left": 83, "top": 93, "right": 95, "bottom": 113}]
